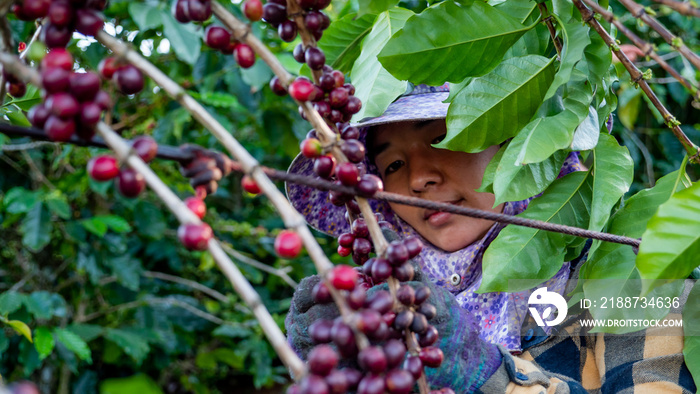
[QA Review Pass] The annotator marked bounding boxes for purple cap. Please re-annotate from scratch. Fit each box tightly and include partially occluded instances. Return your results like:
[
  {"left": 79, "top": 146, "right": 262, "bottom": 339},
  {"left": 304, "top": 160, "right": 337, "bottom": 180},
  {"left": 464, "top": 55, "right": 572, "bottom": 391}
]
[{"left": 286, "top": 84, "right": 450, "bottom": 237}]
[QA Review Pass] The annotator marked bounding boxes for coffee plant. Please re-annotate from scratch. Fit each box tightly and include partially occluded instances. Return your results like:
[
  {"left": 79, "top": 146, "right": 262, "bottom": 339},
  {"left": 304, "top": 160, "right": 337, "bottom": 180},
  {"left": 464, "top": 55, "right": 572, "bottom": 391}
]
[{"left": 1, "top": 0, "right": 700, "bottom": 393}]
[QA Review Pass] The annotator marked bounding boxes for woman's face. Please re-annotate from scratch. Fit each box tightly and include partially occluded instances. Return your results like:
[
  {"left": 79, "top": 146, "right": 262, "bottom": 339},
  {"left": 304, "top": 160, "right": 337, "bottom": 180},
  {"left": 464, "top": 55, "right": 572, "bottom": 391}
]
[{"left": 370, "top": 120, "right": 504, "bottom": 252}]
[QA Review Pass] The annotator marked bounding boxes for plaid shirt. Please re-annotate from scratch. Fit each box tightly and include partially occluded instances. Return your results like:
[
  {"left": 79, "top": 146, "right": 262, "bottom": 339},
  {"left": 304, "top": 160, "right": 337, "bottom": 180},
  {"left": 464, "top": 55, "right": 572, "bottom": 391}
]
[{"left": 476, "top": 280, "right": 696, "bottom": 394}]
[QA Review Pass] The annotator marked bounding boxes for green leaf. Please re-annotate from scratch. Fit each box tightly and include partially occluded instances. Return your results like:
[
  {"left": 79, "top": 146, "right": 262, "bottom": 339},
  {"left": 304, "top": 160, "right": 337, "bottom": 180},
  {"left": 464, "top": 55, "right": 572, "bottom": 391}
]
[
  {"left": 7, "top": 320, "right": 32, "bottom": 343},
  {"left": 350, "top": 9, "right": 412, "bottom": 121},
  {"left": 55, "top": 328, "right": 92, "bottom": 363},
  {"left": 105, "top": 328, "right": 151, "bottom": 364},
  {"left": 196, "top": 348, "right": 245, "bottom": 370},
  {"left": 4, "top": 187, "right": 39, "bottom": 214},
  {"left": 44, "top": 190, "right": 71, "bottom": 219},
  {"left": 438, "top": 55, "right": 556, "bottom": 153},
  {"left": 494, "top": 0, "right": 538, "bottom": 22},
  {"left": 683, "top": 281, "right": 700, "bottom": 389},
  {"left": 4, "top": 85, "right": 42, "bottom": 111},
  {"left": 128, "top": 3, "right": 163, "bottom": 31},
  {"left": 543, "top": 17, "right": 591, "bottom": 100},
  {"left": 637, "top": 179, "right": 700, "bottom": 293},
  {"left": 319, "top": 13, "right": 377, "bottom": 73},
  {"left": 187, "top": 90, "right": 244, "bottom": 110},
  {"left": 582, "top": 29, "right": 613, "bottom": 90},
  {"left": 20, "top": 203, "right": 51, "bottom": 252},
  {"left": 105, "top": 255, "right": 143, "bottom": 291},
  {"left": 511, "top": 75, "right": 594, "bottom": 164},
  {"left": 34, "top": 327, "right": 55, "bottom": 360},
  {"left": 358, "top": 0, "right": 399, "bottom": 17},
  {"left": 99, "top": 215, "right": 132, "bottom": 233},
  {"left": 493, "top": 138, "right": 569, "bottom": 205},
  {"left": 80, "top": 217, "right": 108, "bottom": 237},
  {"left": 480, "top": 171, "right": 592, "bottom": 292},
  {"left": 588, "top": 133, "right": 633, "bottom": 232},
  {"left": 24, "top": 291, "right": 54, "bottom": 320},
  {"left": 378, "top": 1, "right": 533, "bottom": 84},
  {"left": 160, "top": 12, "right": 201, "bottom": 66},
  {"left": 476, "top": 143, "right": 506, "bottom": 194},
  {"left": 569, "top": 106, "right": 599, "bottom": 151},
  {"left": 100, "top": 374, "right": 163, "bottom": 394},
  {"left": 67, "top": 324, "right": 104, "bottom": 342},
  {"left": 0, "top": 291, "right": 25, "bottom": 315},
  {"left": 134, "top": 201, "right": 166, "bottom": 238}
]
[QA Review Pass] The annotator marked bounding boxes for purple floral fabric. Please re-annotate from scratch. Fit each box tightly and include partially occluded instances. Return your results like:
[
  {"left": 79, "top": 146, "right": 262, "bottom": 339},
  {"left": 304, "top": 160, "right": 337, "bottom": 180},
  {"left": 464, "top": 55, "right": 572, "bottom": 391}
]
[{"left": 286, "top": 127, "right": 586, "bottom": 352}]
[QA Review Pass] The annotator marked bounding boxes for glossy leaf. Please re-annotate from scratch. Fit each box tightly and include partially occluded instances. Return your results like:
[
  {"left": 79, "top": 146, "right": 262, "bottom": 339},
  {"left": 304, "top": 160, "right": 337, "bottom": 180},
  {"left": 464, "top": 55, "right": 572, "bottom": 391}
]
[
  {"left": 476, "top": 143, "right": 506, "bottom": 194},
  {"left": 637, "top": 178, "right": 700, "bottom": 293},
  {"left": 543, "top": 17, "right": 590, "bottom": 100},
  {"left": 438, "top": 55, "right": 556, "bottom": 153},
  {"left": 56, "top": 328, "right": 92, "bottom": 362},
  {"left": 0, "top": 291, "right": 24, "bottom": 315},
  {"left": 378, "top": 1, "right": 533, "bottom": 84},
  {"left": 7, "top": 320, "right": 32, "bottom": 343},
  {"left": 683, "top": 282, "right": 700, "bottom": 388},
  {"left": 350, "top": 9, "right": 412, "bottom": 121},
  {"left": 569, "top": 107, "right": 599, "bottom": 151},
  {"left": 358, "top": 0, "right": 399, "bottom": 17},
  {"left": 100, "top": 374, "right": 163, "bottom": 394},
  {"left": 20, "top": 203, "right": 51, "bottom": 252},
  {"left": 105, "top": 328, "right": 151, "bottom": 364},
  {"left": 588, "top": 133, "right": 633, "bottom": 232},
  {"left": 128, "top": 3, "right": 163, "bottom": 31},
  {"left": 480, "top": 171, "right": 592, "bottom": 292},
  {"left": 34, "top": 327, "right": 55, "bottom": 360},
  {"left": 160, "top": 12, "right": 201, "bottom": 66},
  {"left": 320, "top": 13, "right": 377, "bottom": 73}
]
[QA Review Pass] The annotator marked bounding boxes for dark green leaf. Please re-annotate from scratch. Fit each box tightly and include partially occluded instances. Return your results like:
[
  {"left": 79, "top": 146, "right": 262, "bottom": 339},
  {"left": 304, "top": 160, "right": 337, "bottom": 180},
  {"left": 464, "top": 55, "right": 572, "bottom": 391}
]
[
  {"left": 350, "top": 9, "right": 412, "bottom": 121},
  {"left": 134, "top": 201, "right": 167, "bottom": 238},
  {"left": 320, "top": 13, "right": 377, "bottom": 72},
  {"left": 4, "top": 187, "right": 39, "bottom": 214},
  {"left": 20, "top": 203, "right": 51, "bottom": 252},
  {"left": 378, "top": 1, "right": 533, "bottom": 84},
  {"left": 543, "top": 17, "right": 590, "bottom": 100},
  {"left": 105, "top": 255, "right": 143, "bottom": 291},
  {"left": 56, "top": 328, "right": 92, "bottom": 363},
  {"left": 475, "top": 143, "right": 506, "bottom": 194},
  {"left": 77, "top": 249, "right": 104, "bottom": 284},
  {"left": 438, "top": 55, "right": 556, "bottom": 153},
  {"left": 588, "top": 133, "right": 633, "bottom": 232},
  {"left": 44, "top": 191, "right": 72, "bottom": 219},
  {"left": 80, "top": 217, "right": 108, "bottom": 237},
  {"left": 105, "top": 328, "right": 151, "bottom": 364},
  {"left": 160, "top": 12, "right": 201, "bottom": 66},
  {"left": 0, "top": 291, "right": 25, "bottom": 315},
  {"left": 128, "top": 3, "right": 163, "bottom": 31},
  {"left": 24, "top": 291, "right": 54, "bottom": 320},
  {"left": 4, "top": 85, "right": 42, "bottom": 111},
  {"left": 67, "top": 324, "right": 104, "bottom": 342},
  {"left": 358, "top": 0, "right": 399, "bottom": 17},
  {"left": 683, "top": 282, "right": 700, "bottom": 388}
]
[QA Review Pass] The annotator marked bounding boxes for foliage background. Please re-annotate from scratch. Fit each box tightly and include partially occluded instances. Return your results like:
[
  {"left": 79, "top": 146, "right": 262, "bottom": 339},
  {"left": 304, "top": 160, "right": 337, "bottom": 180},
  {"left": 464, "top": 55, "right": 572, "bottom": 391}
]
[{"left": 0, "top": 0, "right": 699, "bottom": 393}]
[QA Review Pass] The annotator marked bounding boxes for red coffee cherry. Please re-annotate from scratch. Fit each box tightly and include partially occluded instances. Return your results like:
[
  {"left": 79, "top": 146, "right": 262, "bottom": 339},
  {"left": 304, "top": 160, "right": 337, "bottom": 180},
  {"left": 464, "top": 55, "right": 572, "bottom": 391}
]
[
  {"left": 42, "top": 23, "right": 72, "bottom": 48},
  {"left": 300, "top": 137, "right": 322, "bottom": 158},
  {"left": 205, "top": 26, "right": 231, "bottom": 50},
  {"left": 177, "top": 223, "right": 213, "bottom": 251},
  {"left": 185, "top": 197, "right": 207, "bottom": 219},
  {"left": 233, "top": 43, "right": 256, "bottom": 68},
  {"left": 278, "top": 20, "right": 297, "bottom": 42},
  {"left": 328, "top": 264, "right": 358, "bottom": 291},
  {"left": 132, "top": 136, "right": 158, "bottom": 163},
  {"left": 117, "top": 168, "right": 147, "bottom": 198},
  {"left": 22, "top": 0, "right": 50, "bottom": 19},
  {"left": 305, "top": 46, "right": 326, "bottom": 70},
  {"left": 41, "top": 48, "right": 73, "bottom": 70},
  {"left": 243, "top": 0, "right": 263, "bottom": 21},
  {"left": 6, "top": 81, "right": 26, "bottom": 97},
  {"left": 288, "top": 78, "right": 315, "bottom": 102},
  {"left": 173, "top": 0, "right": 191, "bottom": 23},
  {"left": 241, "top": 174, "right": 261, "bottom": 195},
  {"left": 358, "top": 346, "right": 387, "bottom": 373},
  {"left": 48, "top": 1, "right": 74, "bottom": 26},
  {"left": 70, "top": 72, "right": 101, "bottom": 102},
  {"left": 274, "top": 229, "right": 303, "bottom": 258},
  {"left": 187, "top": 0, "right": 212, "bottom": 21},
  {"left": 308, "top": 344, "right": 339, "bottom": 376},
  {"left": 75, "top": 9, "right": 104, "bottom": 36},
  {"left": 336, "top": 162, "right": 360, "bottom": 187},
  {"left": 313, "top": 155, "right": 336, "bottom": 179},
  {"left": 45, "top": 115, "right": 75, "bottom": 141},
  {"left": 113, "top": 65, "right": 144, "bottom": 95},
  {"left": 79, "top": 102, "right": 102, "bottom": 126},
  {"left": 87, "top": 155, "right": 119, "bottom": 181},
  {"left": 419, "top": 346, "right": 444, "bottom": 368},
  {"left": 98, "top": 57, "right": 120, "bottom": 79},
  {"left": 269, "top": 76, "right": 287, "bottom": 96},
  {"left": 28, "top": 103, "right": 51, "bottom": 128},
  {"left": 385, "top": 370, "right": 415, "bottom": 394},
  {"left": 94, "top": 90, "right": 113, "bottom": 111},
  {"left": 46, "top": 92, "right": 80, "bottom": 118},
  {"left": 41, "top": 67, "right": 71, "bottom": 93},
  {"left": 262, "top": 2, "right": 287, "bottom": 25}
]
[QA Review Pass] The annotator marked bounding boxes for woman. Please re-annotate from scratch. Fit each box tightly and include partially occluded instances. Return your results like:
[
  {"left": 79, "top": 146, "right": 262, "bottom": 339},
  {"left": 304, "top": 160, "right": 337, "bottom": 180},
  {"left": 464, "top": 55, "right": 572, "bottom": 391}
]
[{"left": 282, "top": 85, "right": 695, "bottom": 393}]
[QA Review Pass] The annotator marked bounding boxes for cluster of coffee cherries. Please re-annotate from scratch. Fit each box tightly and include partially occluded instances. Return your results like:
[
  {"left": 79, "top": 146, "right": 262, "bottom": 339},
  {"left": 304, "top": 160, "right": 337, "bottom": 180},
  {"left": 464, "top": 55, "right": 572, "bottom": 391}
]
[
  {"left": 203, "top": 25, "right": 256, "bottom": 69},
  {"left": 26, "top": 49, "right": 111, "bottom": 141},
  {"left": 86, "top": 136, "right": 156, "bottom": 198},
  {"left": 263, "top": 0, "right": 331, "bottom": 43},
  {"left": 98, "top": 56, "right": 146, "bottom": 95},
  {"left": 361, "top": 237, "right": 423, "bottom": 286},
  {"left": 180, "top": 189, "right": 213, "bottom": 251},
  {"left": 173, "top": 0, "right": 212, "bottom": 23},
  {"left": 12, "top": 0, "right": 105, "bottom": 48}
]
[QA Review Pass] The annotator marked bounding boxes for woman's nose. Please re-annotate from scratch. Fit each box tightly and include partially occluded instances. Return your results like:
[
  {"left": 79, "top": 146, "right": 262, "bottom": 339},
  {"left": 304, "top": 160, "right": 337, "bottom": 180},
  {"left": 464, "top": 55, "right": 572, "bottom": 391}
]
[{"left": 408, "top": 158, "right": 442, "bottom": 194}]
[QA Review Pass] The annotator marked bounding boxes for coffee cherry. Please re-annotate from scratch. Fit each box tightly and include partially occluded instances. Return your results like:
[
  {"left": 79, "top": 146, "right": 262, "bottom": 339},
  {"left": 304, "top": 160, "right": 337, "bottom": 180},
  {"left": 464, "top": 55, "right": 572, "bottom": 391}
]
[
  {"left": 6, "top": 81, "right": 26, "bottom": 97},
  {"left": 274, "top": 229, "right": 303, "bottom": 258},
  {"left": 404, "top": 237, "right": 423, "bottom": 258},
  {"left": 241, "top": 174, "right": 261, "bottom": 194},
  {"left": 76, "top": 122, "right": 96, "bottom": 141},
  {"left": 297, "top": 0, "right": 315, "bottom": 10},
  {"left": 393, "top": 262, "right": 415, "bottom": 282},
  {"left": 414, "top": 285, "right": 431, "bottom": 305},
  {"left": 331, "top": 70, "right": 345, "bottom": 88},
  {"left": 340, "top": 139, "right": 365, "bottom": 163},
  {"left": 70, "top": 72, "right": 101, "bottom": 102},
  {"left": 351, "top": 218, "right": 369, "bottom": 238},
  {"left": 243, "top": 0, "right": 263, "bottom": 21},
  {"left": 269, "top": 76, "right": 287, "bottom": 96},
  {"left": 308, "top": 344, "right": 338, "bottom": 376},
  {"left": 41, "top": 48, "right": 73, "bottom": 70},
  {"left": 314, "top": 100, "right": 331, "bottom": 118},
  {"left": 262, "top": 3, "right": 286, "bottom": 25},
  {"left": 411, "top": 312, "right": 429, "bottom": 334},
  {"left": 385, "top": 370, "right": 415, "bottom": 394},
  {"left": 358, "top": 346, "right": 387, "bottom": 373},
  {"left": 177, "top": 223, "right": 213, "bottom": 251},
  {"left": 47, "top": 92, "right": 80, "bottom": 118},
  {"left": 346, "top": 286, "right": 366, "bottom": 309},
  {"left": 300, "top": 137, "right": 322, "bottom": 159},
  {"left": 343, "top": 83, "right": 356, "bottom": 96},
  {"left": 419, "top": 346, "right": 444, "bottom": 368},
  {"left": 417, "top": 303, "right": 437, "bottom": 320},
  {"left": 76, "top": 9, "right": 104, "bottom": 36},
  {"left": 336, "top": 162, "right": 360, "bottom": 187},
  {"left": 387, "top": 241, "right": 409, "bottom": 266},
  {"left": 48, "top": 1, "right": 74, "bottom": 26},
  {"left": 28, "top": 103, "right": 51, "bottom": 128},
  {"left": 187, "top": 0, "right": 212, "bottom": 21},
  {"left": 312, "top": 281, "right": 332, "bottom": 304},
  {"left": 341, "top": 126, "right": 360, "bottom": 141},
  {"left": 313, "top": 155, "right": 336, "bottom": 179},
  {"left": 397, "top": 284, "right": 415, "bottom": 306},
  {"left": 117, "top": 168, "right": 147, "bottom": 198},
  {"left": 357, "top": 374, "right": 385, "bottom": 394},
  {"left": 278, "top": 20, "right": 297, "bottom": 42},
  {"left": 361, "top": 258, "right": 375, "bottom": 276},
  {"left": 173, "top": 0, "right": 191, "bottom": 23},
  {"left": 289, "top": 79, "right": 316, "bottom": 102},
  {"left": 42, "top": 67, "right": 71, "bottom": 93},
  {"left": 344, "top": 95, "right": 363, "bottom": 115},
  {"left": 80, "top": 102, "right": 102, "bottom": 125},
  {"left": 393, "top": 310, "right": 414, "bottom": 330},
  {"left": 352, "top": 237, "right": 371, "bottom": 256},
  {"left": 305, "top": 47, "right": 326, "bottom": 70},
  {"left": 383, "top": 339, "right": 407, "bottom": 369},
  {"left": 329, "top": 265, "right": 357, "bottom": 291},
  {"left": 418, "top": 325, "right": 439, "bottom": 347},
  {"left": 318, "top": 74, "right": 335, "bottom": 92},
  {"left": 87, "top": 155, "right": 119, "bottom": 181},
  {"left": 300, "top": 375, "right": 329, "bottom": 394},
  {"left": 94, "top": 90, "right": 112, "bottom": 111},
  {"left": 185, "top": 197, "right": 207, "bottom": 219},
  {"left": 293, "top": 43, "right": 305, "bottom": 63},
  {"left": 329, "top": 188, "right": 351, "bottom": 207},
  {"left": 205, "top": 26, "right": 231, "bottom": 50},
  {"left": 45, "top": 115, "right": 75, "bottom": 141},
  {"left": 366, "top": 290, "right": 392, "bottom": 314},
  {"left": 22, "top": 0, "right": 50, "bottom": 19},
  {"left": 342, "top": 369, "right": 362, "bottom": 391},
  {"left": 330, "top": 320, "right": 354, "bottom": 348},
  {"left": 131, "top": 136, "right": 158, "bottom": 162},
  {"left": 356, "top": 309, "right": 381, "bottom": 333},
  {"left": 403, "top": 356, "right": 423, "bottom": 380},
  {"left": 42, "top": 23, "right": 72, "bottom": 48},
  {"left": 113, "top": 65, "right": 144, "bottom": 95},
  {"left": 338, "top": 233, "right": 354, "bottom": 248},
  {"left": 325, "top": 369, "right": 348, "bottom": 394},
  {"left": 305, "top": 11, "right": 323, "bottom": 31},
  {"left": 309, "top": 319, "right": 333, "bottom": 343},
  {"left": 329, "top": 88, "right": 349, "bottom": 108},
  {"left": 357, "top": 174, "right": 383, "bottom": 197},
  {"left": 233, "top": 43, "right": 256, "bottom": 68}
]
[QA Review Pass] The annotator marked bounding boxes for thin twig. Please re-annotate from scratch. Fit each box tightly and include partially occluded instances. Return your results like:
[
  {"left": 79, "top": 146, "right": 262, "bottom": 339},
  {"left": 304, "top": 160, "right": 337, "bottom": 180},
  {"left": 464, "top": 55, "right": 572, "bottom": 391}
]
[
  {"left": 574, "top": 0, "right": 700, "bottom": 164},
  {"left": 0, "top": 141, "right": 58, "bottom": 151},
  {"left": 220, "top": 243, "right": 298, "bottom": 288},
  {"left": 81, "top": 298, "right": 224, "bottom": 325},
  {"left": 651, "top": 0, "right": 700, "bottom": 17},
  {"left": 538, "top": 3, "right": 563, "bottom": 58},
  {"left": 19, "top": 22, "right": 43, "bottom": 61},
  {"left": 20, "top": 149, "right": 55, "bottom": 190},
  {"left": 617, "top": 0, "right": 700, "bottom": 71},
  {"left": 142, "top": 271, "right": 229, "bottom": 302}
]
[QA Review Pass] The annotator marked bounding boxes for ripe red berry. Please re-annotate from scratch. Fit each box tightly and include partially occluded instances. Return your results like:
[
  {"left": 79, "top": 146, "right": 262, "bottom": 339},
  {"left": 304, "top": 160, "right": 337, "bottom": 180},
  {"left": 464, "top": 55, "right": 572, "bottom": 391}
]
[
  {"left": 79, "top": 102, "right": 102, "bottom": 125},
  {"left": 308, "top": 344, "right": 338, "bottom": 376},
  {"left": 241, "top": 174, "right": 261, "bottom": 194},
  {"left": 403, "top": 356, "right": 423, "bottom": 380},
  {"left": 357, "top": 174, "right": 383, "bottom": 197},
  {"left": 48, "top": 1, "right": 74, "bottom": 26},
  {"left": 41, "top": 48, "right": 73, "bottom": 70},
  {"left": 325, "top": 369, "right": 349, "bottom": 394},
  {"left": 233, "top": 44, "right": 256, "bottom": 69},
  {"left": 98, "top": 57, "right": 120, "bottom": 80},
  {"left": 309, "top": 319, "right": 333, "bottom": 343},
  {"left": 312, "top": 281, "right": 332, "bottom": 304},
  {"left": 113, "top": 65, "right": 144, "bottom": 95},
  {"left": 70, "top": 72, "right": 101, "bottom": 102},
  {"left": 404, "top": 237, "right": 423, "bottom": 258},
  {"left": 340, "top": 139, "right": 365, "bottom": 163},
  {"left": 28, "top": 103, "right": 51, "bottom": 128},
  {"left": 41, "top": 67, "right": 71, "bottom": 93},
  {"left": 46, "top": 92, "right": 80, "bottom": 118},
  {"left": 344, "top": 95, "right": 362, "bottom": 115},
  {"left": 385, "top": 370, "right": 415, "bottom": 394},
  {"left": 288, "top": 79, "right": 315, "bottom": 102},
  {"left": 262, "top": 3, "right": 287, "bottom": 25},
  {"left": 329, "top": 87, "right": 349, "bottom": 108},
  {"left": 305, "top": 47, "right": 326, "bottom": 70},
  {"left": 94, "top": 90, "right": 112, "bottom": 111},
  {"left": 44, "top": 115, "right": 75, "bottom": 141},
  {"left": 243, "top": 0, "right": 263, "bottom": 21},
  {"left": 132, "top": 136, "right": 158, "bottom": 163},
  {"left": 328, "top": 265, "right": 358, "bottom": 291},
  {"left": 187, "top": 0, "right": 212, "bottom": 21},
  {"left": 42, "top": 23, "right": 72, "bottom": 48},
  {"left": 22, "top": 0, "right": 50, "bottom": 19},
  {"left": 76, "top": 9, "right": 104, "bottom": 36},
  {"left": 6, "top": 81, "right": 26, "bottom": 97},
  {"left": 205, "top": 26, "right": 231, "bottom": 50},
  {"left": 274, "top": 230, "right": 303, "bottom": 259},
  {"left": 337, "top": 245, "right": 351, "bottom": 257},
  {"left": 185, "top": 197, "right": 207, "bottom": 219},
  {"left": 313, "top": 155, "right": 336, "bottom": 179},
  {"left": 87, "top": 155, "right": 119, "bottom": 181},
  {"left": 278, "top": 20, "right": 297, "bottom": 42},
  {"left": 173, "top": 0, "right": 191, "bottom": 23},
  {"left": 419, "top": 346, "right": 444, "bottom": 368},
  {"left": 358, "top": 346, "right": 387, "bottom": 373},
  {"left": 269, "top": 76, "right": 287, "bottom": 96},
  {"left": 336, "top": 162, "right": 360, "bottom": 187},
  {"left": 300, "top": 137, "right": 322, "bottom": 159},
  {"left": 177, "top": 223, "right": 213, "bottom": 251},
  {"left": 117, "top": 168, "right": 147, "bottom": 198}
]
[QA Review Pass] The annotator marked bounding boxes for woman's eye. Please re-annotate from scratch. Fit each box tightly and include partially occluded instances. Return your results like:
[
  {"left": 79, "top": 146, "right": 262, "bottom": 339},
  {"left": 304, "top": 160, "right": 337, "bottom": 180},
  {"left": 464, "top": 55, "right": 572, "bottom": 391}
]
[
  {"left": 431, "top": 133, "right": 446, "bottom": 144},
  {"left": 385, "top": 160, "right": 404, "bottom": 175}
]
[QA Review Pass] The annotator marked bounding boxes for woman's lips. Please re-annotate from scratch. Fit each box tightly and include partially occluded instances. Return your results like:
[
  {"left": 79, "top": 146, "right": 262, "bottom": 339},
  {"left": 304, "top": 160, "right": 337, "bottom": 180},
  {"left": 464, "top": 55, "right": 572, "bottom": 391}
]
[{"left": 424, "top": 199, "right": 463, "bottom": 226}]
